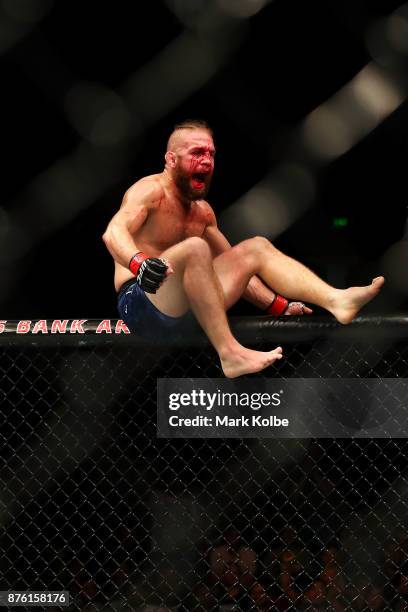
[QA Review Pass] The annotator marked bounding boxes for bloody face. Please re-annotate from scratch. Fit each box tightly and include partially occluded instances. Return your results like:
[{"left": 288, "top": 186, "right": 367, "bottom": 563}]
[{"left": 172, "top": 130, "right": 215, "bottom": 200}]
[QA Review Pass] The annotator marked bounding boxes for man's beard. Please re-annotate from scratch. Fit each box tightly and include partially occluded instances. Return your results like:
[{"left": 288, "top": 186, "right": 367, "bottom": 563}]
[{"left": 173, "top": 166, "right": 212, "bottom": 200}]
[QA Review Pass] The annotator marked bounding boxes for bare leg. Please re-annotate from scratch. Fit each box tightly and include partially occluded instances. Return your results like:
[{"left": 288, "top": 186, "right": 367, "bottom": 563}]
[
  {"left": 213, "top": 237, "right": 384, "bottom": 324},
  {"left": 147, "top": 237, "right": 283, "bottom": 378}
]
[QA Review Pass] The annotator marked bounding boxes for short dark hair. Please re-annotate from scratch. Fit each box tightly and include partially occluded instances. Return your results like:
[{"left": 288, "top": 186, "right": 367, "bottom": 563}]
[
  {"left": 173, "top": 118, "right": 213, "bottom": 137},
  {"left": 166, "top": 119, "right": 214, "bottom": 152}
]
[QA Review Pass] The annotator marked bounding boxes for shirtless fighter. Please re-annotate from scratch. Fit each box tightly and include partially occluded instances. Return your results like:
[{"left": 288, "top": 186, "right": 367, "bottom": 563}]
[{"left": 103, "top": 119, "right": 384, "bottom": 378}]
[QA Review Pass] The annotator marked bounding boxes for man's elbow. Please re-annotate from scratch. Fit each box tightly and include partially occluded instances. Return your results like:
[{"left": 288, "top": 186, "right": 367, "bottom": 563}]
[{"left": 102, "top": 228, "right": 112, "bottom": 248}]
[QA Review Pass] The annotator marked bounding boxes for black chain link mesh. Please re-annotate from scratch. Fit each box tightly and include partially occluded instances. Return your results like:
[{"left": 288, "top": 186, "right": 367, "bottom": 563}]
[{"left": 1, "top": 317, "right": 408, "bottom": 611}]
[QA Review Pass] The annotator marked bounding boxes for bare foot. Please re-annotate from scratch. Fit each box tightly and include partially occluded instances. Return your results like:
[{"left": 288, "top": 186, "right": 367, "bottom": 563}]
[
  {"left": 221, "top": 346, "right": 283, "bottom": 378},
  {"left": 329, "top": 276, "right": 385, "bottom": 324}
]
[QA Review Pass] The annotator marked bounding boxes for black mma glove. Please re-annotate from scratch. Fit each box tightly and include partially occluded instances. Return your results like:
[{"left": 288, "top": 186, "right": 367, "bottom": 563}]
[{"left": 129, "top": 251, "right": 168, "bottom": 294}]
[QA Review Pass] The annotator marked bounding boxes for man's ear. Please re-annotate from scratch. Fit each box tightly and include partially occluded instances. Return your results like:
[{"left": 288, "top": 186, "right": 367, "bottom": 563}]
[{"left": 165, "top": 151, "right": 176, "bottom": 167}]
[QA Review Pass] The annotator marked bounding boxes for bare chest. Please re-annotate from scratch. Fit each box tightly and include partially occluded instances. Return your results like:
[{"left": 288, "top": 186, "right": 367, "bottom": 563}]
[{"left": 147, "top": 201, "right": 209, "bottom": 248}]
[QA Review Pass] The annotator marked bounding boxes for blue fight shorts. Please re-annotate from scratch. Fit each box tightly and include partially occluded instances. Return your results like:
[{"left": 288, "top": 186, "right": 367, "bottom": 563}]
[{"left": 117, "top": 278, "right": 188, "bottom": 342}]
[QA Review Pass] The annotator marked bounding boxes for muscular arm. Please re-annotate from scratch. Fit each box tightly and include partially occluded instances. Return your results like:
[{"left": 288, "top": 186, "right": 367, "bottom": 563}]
[
  {"left": 245, "top": 275, "right": 277, "bottom": 310},
  {"left": 102, "top": 179, "right": 161, "bottom": 267},
  {"left": 203, "top": 210, "right": 276, "bottom": 310}
]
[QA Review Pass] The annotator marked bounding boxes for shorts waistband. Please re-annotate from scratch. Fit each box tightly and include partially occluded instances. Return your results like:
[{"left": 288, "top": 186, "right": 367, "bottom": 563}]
[{"left": 118, "top": 278, "right": 137, "bottom": 298}]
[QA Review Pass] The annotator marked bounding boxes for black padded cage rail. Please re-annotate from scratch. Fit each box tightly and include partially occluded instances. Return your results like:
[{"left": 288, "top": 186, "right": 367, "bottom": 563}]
[{"left": 0, "top": 315, "right": 408, "bottom": 611}]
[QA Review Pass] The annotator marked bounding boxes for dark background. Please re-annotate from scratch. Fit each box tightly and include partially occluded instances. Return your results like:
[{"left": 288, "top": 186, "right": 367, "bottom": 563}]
[
  {"left": 1, "top": 4, "right": 408, "bottom": 606},
  {"left": 1, "top": 0, "right": 407, "bottom": 319}
]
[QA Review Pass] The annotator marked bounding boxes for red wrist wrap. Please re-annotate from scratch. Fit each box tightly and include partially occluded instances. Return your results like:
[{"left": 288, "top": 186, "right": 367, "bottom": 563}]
[
  {"left": 129, "top": 252, "right": 148, "bottom": 276},
  {"left": 266, "top": 295, "right": 288, "bottom": 316}
]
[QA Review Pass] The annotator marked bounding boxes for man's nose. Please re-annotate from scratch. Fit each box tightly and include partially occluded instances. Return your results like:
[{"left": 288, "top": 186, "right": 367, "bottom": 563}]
[{"left": 200, "top": 154, "right": 213, "bottom": 166}]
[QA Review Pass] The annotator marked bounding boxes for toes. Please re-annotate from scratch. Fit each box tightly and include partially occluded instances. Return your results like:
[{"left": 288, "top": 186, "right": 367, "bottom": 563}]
[
  {"left": 272, "top": 347, "right": 283, "bottom": 356},
  {"left": 268, "top": 353, "right": 282, "bottom": 364}
]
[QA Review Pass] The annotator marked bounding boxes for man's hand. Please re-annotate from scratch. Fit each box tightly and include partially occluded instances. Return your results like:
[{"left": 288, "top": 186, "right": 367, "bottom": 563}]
[
  {"left": 285, "top": 302, "right": 313, "bottom": 316},
  {"left": 129, "top": 252, "right": 173, "bottom": 293},
  {"left": 137, "top": 257, "right": 168, "bottom": 293}
]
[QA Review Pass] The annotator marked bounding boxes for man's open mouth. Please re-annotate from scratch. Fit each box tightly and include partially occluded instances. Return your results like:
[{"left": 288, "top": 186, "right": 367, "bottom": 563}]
[{"left": 191, "top": 173, "right": 207, "bottom": 189}]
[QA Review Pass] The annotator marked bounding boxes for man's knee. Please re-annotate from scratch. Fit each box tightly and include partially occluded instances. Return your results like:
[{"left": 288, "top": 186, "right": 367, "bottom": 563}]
[
  {"left": 183, "top": 236, "right": 212, "bottom": 258},
  {"left": 165, "top": 237, "right": 212, "bottom": 271},
  {"left": 252, "top": 236, "right": 274, "bottom": 251},
  {"left": 239, "top": 236, "right": 274, "bottom": 257}
]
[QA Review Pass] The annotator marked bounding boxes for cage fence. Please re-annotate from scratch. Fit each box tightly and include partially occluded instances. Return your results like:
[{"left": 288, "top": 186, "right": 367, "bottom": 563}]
[{"left": 0, "top": 316, "right": 408, "bottom": 611}]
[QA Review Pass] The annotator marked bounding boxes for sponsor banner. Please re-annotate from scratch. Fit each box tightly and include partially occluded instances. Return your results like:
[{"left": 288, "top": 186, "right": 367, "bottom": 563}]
[{"left": 0, "top": 320, "right": 130, "bottom": 334}]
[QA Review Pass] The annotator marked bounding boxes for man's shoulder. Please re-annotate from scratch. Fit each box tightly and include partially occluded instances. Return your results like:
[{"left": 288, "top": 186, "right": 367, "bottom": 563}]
[
  {"left": 195, "top": 199, "right": 217, "bottom": 224},
  {"left": 124, "top": 174, "right": 164, "bottom": 207}
]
